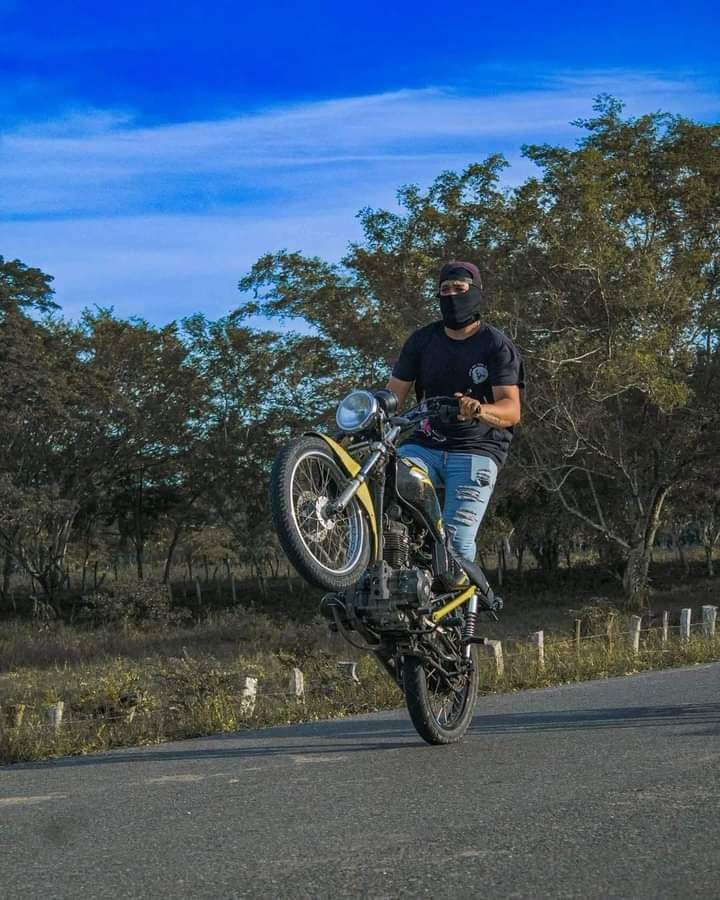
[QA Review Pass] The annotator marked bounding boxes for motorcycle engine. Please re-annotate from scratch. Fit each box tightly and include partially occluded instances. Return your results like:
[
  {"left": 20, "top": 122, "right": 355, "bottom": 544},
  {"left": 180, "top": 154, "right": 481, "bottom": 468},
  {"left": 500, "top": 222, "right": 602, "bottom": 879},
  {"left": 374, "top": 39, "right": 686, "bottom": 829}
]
[
  {"left": 349, "top": 519, "right": 433, "bottom": 629},
  {"left": 382, "top": 519, "right": 411, "bottom": 568}
]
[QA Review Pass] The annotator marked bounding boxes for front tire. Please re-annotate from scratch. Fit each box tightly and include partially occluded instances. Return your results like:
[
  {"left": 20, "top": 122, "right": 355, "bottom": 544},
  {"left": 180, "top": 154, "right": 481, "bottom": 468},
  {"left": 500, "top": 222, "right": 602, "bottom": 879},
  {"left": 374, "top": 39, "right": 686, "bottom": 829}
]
[
  {"left": 403, "top": 646, "right": 479, "bottom": 745},
  {"left": 270, "top": 436, "right": 372, "bottom": 591}
]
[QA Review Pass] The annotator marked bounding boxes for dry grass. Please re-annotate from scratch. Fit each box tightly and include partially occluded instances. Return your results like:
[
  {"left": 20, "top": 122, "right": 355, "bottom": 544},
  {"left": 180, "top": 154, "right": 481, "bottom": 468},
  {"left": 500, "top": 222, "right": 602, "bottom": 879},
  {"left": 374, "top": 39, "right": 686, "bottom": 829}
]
[
  {"left": 1, "top": 567, "right": 718, "bottom": 766},
  {"left": 2, "top": 612, "right": 719, "bottom": 766},
  {"left": 0, "top": 622, "right": 400, "bottom": 765}
]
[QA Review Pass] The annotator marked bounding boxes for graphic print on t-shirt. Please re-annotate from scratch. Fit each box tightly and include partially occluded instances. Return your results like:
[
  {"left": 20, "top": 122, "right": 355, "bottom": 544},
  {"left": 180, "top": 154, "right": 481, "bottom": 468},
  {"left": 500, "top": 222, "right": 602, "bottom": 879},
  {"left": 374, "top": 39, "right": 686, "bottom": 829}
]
[{"left": 469, "top": 362, "right": 489, "bottom": 385}]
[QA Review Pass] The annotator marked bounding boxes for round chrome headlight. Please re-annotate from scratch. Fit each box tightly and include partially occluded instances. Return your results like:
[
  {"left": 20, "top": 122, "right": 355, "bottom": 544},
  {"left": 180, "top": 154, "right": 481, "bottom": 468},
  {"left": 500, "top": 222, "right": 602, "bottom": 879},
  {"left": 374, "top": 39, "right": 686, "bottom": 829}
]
[{"left": 335, "top": 390, "right": 378, "bottom": 433}]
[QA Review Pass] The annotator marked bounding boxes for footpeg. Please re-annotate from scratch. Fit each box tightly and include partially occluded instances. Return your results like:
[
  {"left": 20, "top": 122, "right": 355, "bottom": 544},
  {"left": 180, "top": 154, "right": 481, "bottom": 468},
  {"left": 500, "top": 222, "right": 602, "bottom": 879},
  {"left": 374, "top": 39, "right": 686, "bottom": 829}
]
[{"left": 480, "top": 594, "right": 503, "bottom": 613}]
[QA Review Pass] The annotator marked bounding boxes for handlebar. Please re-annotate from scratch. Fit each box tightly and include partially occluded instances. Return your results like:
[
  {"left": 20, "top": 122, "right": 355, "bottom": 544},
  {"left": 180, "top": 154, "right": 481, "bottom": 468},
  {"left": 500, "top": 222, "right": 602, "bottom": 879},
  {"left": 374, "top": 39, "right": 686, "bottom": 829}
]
[
  {"left": 389, "top": 395, "right": 461, "bottom": 430},
  {"left": 336, "top": 395, "right": 462, "bottom": 449}
]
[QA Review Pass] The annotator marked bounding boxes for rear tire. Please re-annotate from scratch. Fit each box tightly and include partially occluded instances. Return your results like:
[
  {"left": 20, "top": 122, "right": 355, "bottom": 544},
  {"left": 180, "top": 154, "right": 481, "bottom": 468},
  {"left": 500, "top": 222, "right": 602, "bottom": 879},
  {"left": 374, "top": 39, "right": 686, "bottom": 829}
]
[
  {"left": 270, "top": 436, "right": 372, "bottom": 591},
  {"left": 403, "top": 646, "right": 478, "bottom": 745}
]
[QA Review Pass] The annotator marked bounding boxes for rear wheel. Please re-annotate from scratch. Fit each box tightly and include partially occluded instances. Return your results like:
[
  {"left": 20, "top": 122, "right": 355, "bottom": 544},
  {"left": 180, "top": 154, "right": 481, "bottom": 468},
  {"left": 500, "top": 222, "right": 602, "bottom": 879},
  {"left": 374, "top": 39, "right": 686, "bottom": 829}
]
[
  {"left": 270, "top": 436, "right": 372, "bottom": 591},
  {"left": 403, "top": 644, "right": 478, "bottom": 745}
]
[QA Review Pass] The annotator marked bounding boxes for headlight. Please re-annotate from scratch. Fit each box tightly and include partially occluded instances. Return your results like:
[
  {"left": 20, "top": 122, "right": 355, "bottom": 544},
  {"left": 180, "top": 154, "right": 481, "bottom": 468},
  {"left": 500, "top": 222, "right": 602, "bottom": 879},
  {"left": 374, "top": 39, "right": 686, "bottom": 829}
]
[{"left": 335, "top": 390, "right": 378, "bottom": 433}]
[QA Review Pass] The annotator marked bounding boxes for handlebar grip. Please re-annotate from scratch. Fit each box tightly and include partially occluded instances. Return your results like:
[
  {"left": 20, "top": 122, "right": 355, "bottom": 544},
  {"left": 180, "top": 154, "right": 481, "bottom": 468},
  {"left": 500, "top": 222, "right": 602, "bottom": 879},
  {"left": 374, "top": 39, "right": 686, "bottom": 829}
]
[{"left": 433, "top": 399, "right": 461, "bottom": 426}]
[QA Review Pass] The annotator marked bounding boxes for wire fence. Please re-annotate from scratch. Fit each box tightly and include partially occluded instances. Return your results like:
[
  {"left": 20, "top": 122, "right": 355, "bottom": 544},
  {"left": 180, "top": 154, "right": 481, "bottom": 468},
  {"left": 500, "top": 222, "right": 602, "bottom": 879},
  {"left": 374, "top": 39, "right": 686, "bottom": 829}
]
[{"left": 473, "top": 604, "right": 718, "bottom": 672}]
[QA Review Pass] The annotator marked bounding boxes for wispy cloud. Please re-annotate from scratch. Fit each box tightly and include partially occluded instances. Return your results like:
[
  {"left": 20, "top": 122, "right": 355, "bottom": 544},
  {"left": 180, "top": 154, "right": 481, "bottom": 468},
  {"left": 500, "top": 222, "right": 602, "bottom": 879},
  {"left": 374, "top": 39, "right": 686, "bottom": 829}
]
[
  {"left": 4, "top": 70, "right": 719, "bottom": 218},
  {"left": 1, "top": 70, "right": 718, "bottom": 322}
]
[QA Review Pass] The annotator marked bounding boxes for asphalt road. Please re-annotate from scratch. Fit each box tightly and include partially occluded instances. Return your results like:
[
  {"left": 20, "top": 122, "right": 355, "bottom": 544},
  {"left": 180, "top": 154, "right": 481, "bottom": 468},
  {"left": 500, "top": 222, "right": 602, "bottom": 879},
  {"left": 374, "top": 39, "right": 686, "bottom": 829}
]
[{"left": 1, "top": 663, "right": 719, "bottom": 900}]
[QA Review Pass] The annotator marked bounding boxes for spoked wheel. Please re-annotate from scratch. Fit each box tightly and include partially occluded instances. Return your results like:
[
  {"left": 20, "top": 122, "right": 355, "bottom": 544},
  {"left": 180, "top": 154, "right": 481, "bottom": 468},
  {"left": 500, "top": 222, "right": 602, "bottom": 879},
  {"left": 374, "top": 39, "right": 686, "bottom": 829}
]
[
  {"left": 270, "top": 436, "right": 372, "bottom": 591},
  {"left": 403, "top": 644, "right": 479, "bottom": 745}
]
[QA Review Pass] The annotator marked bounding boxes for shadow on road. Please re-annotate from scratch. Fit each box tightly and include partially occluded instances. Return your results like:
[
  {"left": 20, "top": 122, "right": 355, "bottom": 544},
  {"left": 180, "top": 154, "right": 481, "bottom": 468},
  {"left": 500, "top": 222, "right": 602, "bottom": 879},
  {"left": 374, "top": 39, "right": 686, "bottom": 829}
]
[
  {"left": 4, "top": 715, "right": 416, "bottom": 771},
  {"left": 469, "top": 702, "right": 720, "bottom": 736},
  {"left": 6, "top": 700, "right": 718, "bottom": 772}
]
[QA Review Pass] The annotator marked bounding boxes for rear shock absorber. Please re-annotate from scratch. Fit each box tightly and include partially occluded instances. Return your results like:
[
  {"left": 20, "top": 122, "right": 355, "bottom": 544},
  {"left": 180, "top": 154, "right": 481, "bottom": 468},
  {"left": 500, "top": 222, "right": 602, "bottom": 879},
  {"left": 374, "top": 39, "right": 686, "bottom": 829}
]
[{"left": 463, "top": 593, "right": 479, "bottom": 647}]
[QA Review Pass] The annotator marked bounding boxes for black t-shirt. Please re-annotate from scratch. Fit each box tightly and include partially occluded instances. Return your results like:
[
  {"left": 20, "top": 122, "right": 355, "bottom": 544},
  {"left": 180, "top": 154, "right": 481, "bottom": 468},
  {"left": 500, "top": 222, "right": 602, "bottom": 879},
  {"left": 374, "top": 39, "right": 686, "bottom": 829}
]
[{"left": 391, "top": 321, "right": 525, "bottom": 467}]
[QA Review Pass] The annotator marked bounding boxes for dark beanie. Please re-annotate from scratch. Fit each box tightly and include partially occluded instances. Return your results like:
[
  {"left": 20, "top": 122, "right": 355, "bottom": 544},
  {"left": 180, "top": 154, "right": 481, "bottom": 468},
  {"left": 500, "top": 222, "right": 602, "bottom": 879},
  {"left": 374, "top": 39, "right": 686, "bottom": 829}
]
[{"left": 438, "top": 260, "right": 482, "bottom": 288}]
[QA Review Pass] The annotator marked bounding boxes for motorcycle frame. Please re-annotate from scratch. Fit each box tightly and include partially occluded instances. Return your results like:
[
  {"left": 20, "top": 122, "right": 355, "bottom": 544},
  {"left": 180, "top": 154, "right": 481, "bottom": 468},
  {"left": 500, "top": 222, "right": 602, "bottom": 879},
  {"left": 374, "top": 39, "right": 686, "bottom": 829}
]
[{"left": 306, "top": 427, "right": 476, "bottom": 626}]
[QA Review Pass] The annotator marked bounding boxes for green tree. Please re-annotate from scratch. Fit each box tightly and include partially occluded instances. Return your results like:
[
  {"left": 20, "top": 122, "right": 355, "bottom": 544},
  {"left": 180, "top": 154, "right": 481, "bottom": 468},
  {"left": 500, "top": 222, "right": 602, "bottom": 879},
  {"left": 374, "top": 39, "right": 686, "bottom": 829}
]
[
  {"left": 181, "top": 313, "right": 339, "bottom": 585},
  {"left": 507, "top": 97, "right": 720, "bottom": 605},
  {"left": 78, "top": 309, "right": 209, "bottom": 581},
  {"left": 238, "top": 157, "right": 511, "bottom": 374},
  {"left": 0, "top": 310, "right": 93, "bottom": 602},
  {"left": 0, "top": 256, "right": 59, "bottom": 319}
]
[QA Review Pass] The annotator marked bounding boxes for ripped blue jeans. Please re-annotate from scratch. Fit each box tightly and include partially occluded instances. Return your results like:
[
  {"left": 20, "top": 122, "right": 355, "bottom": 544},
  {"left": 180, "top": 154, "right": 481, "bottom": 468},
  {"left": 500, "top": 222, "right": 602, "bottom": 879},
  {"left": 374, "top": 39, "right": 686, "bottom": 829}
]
[{"left": 397, "top": 444, "right": 498, "bottom": 563}]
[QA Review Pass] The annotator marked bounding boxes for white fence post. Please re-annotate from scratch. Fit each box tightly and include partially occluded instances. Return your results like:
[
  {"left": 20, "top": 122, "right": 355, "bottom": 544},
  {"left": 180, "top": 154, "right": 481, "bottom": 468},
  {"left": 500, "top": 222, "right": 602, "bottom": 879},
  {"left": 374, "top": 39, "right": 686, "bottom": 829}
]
[
  {"left": 680, "top": 608, "right": 692, "bottom": 644},
  {"left": 289, "top": 668, "right": 305, "bottom": 702},
  {"left": 702, "top": 605, "right": 717, "bottom": 638},
  {"left": 531, "top": 631, "right": 545, "bottom": 669},
  {"left": 662, "top": 610, "right": 669, "bottom": 646},
  {"left": 629, "top": 616, "right": 642, "bottom": 656},
  {"left": 337, "top": 661, "right": 360, "bottom": 684},
  {"left": 45, "top": 701, "right": 64, "bottom": 731},
  {"left": 575, "top": 619, "right": 582, "bottom": 660},
  {"left": 485, "top": 640, "right": 504, "bottom": 676},
  {"left": 240, "top": 676, "right": 258, "bottom": 715}
]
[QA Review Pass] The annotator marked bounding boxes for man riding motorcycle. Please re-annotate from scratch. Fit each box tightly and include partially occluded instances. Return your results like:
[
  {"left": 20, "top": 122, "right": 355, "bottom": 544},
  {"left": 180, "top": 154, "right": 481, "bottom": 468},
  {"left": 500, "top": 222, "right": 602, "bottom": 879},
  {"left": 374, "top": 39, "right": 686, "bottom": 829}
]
[{"left": 386, "top": 260, "right": 525, "bottom": 568}]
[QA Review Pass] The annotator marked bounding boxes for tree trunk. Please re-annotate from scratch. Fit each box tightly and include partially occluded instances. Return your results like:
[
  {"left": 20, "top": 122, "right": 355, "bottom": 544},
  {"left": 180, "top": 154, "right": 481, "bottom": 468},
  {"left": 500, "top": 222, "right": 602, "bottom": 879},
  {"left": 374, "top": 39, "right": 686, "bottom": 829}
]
[
  {"left": 621, "top": 484, "right": 670, "bottom": 609},
  {"left": 621, "top": 547, "right": 651, "bottom": 609},
  {"left": 135, "top": 542, "right": 144, "bottom": 581},
  {"left": 705, "top": 546, "right": 715, "bottom": 577},
  {"left": 530, "top": 539, "right": 560, "bottom": 574},
  {"left": 1, "top": 549, "right": 13, "bottom": 601},
  {"left": 679, "top": 542, "right": 689, "bottom": 576},
  {"left": 163, "top": 522, "right": 184, "bottom": 584}
]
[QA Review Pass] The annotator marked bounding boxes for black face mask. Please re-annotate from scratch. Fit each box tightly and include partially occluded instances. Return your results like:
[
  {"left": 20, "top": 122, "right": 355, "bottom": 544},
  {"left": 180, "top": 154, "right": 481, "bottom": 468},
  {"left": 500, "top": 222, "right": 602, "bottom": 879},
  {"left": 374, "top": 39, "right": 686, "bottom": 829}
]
[{"left": 439, "top": 285, "right": 483, "bottom": 329}]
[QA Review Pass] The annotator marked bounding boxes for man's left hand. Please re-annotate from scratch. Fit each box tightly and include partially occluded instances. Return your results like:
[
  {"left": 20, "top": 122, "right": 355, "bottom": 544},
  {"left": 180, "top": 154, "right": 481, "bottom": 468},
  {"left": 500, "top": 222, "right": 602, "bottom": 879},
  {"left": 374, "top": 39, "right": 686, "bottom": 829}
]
[{"left": 454, "top": 392, "right": 483, "bottom": 422}]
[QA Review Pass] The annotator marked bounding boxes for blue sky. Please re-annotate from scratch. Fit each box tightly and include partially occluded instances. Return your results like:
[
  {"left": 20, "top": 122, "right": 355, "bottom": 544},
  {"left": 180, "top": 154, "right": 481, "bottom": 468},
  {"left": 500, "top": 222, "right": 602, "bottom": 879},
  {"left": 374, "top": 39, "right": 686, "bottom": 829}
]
[{"left": 1, "top": 0, "right": 719, "bottom": 326}]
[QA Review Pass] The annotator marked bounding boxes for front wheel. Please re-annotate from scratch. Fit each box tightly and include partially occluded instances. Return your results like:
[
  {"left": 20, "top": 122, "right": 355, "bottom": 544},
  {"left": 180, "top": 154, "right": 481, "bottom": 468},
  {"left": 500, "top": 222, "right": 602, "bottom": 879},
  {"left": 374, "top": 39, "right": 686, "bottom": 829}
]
[
  {"left": 403, "top": 646, "right": 479, "bottom": 745},
  {"left": 270, "top": 436, "right": 372, "bottom": 591}
]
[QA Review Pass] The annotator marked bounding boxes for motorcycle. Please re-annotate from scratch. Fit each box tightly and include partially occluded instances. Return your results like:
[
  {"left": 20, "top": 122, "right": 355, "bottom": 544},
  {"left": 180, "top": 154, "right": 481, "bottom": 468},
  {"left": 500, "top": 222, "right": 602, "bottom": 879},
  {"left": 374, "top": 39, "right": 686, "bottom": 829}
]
[{"left": 269, "top": 388, "right": 502, "bottom": 745}]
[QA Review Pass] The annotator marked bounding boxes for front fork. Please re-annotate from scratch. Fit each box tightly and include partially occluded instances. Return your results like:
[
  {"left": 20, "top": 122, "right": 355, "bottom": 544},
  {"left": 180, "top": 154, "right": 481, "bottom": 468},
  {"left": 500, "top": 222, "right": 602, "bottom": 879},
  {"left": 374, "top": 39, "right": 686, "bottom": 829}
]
[{"left": 328, "top": 426, "right": 401, "bottom": 516}]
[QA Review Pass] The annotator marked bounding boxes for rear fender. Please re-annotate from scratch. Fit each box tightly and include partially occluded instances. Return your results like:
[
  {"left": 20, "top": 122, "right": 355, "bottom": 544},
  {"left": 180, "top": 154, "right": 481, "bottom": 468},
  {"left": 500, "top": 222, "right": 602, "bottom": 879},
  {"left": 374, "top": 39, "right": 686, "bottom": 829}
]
[{"left": 305, "top": 432, "right": 379, "bottom": 557}]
